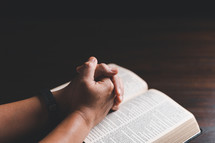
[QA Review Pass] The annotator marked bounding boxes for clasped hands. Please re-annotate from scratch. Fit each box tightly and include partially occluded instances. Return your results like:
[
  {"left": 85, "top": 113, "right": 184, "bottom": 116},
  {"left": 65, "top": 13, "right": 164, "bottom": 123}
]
[{"left": 53, "top": 56, "right": 124, "bottom": 128}]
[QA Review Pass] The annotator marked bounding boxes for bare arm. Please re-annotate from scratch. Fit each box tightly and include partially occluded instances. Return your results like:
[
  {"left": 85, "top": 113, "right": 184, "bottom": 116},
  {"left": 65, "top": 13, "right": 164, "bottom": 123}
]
[
  {"left": 40, "top": 111, "right": 92, "bottom": 143},
  {"left": 0, "top": 96, "right": 49, "bottom": 142},
  {"left": 0, "top": 57, "right": 124, "bottom": 143}
]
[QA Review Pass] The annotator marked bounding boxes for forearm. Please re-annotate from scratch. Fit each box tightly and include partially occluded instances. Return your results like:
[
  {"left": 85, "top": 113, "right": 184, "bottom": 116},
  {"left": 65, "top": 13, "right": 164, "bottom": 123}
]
[
  {"left": 0, "top": 96, "right": 49, "bottom": 142},
  {"left": 40, "top": 111, "right": 92, "bottom": 143}
]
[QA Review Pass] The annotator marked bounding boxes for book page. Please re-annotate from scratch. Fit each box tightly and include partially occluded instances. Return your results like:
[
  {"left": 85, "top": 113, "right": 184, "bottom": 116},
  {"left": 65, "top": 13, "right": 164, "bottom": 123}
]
[
  {"left": 84, "top": 89, "right": 200, "bottom": 143},
  {"left": 153, "top": 117, "right": 200, "bottom": 143},
  {"left": 108, "top": 64, "right": 148, "bottom": 102},
  {"left": 51, "top": 82, "right": 70, "bottom": 92}
]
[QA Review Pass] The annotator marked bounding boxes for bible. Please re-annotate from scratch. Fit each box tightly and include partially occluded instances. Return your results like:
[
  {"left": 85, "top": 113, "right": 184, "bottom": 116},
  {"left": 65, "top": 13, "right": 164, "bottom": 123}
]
[{"left": 52, "top": 64, "right": 201, "bottom": 143}]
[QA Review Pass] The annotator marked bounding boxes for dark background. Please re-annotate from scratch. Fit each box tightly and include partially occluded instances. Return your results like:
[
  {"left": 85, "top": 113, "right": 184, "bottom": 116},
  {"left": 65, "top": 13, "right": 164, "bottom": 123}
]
[
  {"left": 1, "top": 1, "right": 215, "bottom": 101},
  {"left": 1, "top": 1, "right": 215, "bottom": 142}
]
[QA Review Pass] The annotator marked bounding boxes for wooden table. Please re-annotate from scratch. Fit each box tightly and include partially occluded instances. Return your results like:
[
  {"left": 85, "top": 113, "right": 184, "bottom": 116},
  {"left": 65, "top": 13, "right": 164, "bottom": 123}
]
[{"left": 1, "top": 18, "right": 215, "bottom": 142}]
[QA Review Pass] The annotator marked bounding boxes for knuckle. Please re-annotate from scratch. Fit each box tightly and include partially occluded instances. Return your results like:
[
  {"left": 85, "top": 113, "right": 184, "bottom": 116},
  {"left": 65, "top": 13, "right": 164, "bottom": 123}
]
[
  {"left": 107, "top": 80, "right": 114, "bottom": 91},
  {"left": 100, "top": 63, "right": 108, "bottom": 69},
  {"left": 100, "top": 63, "right": 106, "bottom": 67},
  {"left": 84, "top": 62, "right": 93, "bottom": 68}
]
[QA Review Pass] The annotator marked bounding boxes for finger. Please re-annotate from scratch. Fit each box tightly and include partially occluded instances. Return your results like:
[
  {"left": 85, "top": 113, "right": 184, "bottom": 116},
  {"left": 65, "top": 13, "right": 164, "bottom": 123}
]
[
  {"left": 98, "top": 77, "right": 115, "bottom": 97},
  {"left": 111, "top": 98, "right": 121, "bottom": 110},
  {"left": 119, "top": 77, "right": 124, "bottom": 99},
  {"left": 112, "top": 95, "right": 123, "bottom": 110},
  {"left": 76, "top": 65, "right": 83, "bottom": 73},
  {"left": 99, "top": 78, "right": 116, "bottom": 111},
  {"left": 112, "top": 76, "right": 124, "bottom": 110},
  {"left": 111, "top": 75, "right": 121, "bottom": 98},
  {"left": 94, "top": 63, "right": 118, "bottom": 79},
  {"left": 112, "top": 96, "right": 122, "bottom": 110},
  {"left": 115, "top": 76, "right": 124, "bottom": 103},
  {"left": 79, "top": 57, "right": 98, "bottom": 81},
  {"left": 112, "top": 104, "right": 119, "bottom": 110}
]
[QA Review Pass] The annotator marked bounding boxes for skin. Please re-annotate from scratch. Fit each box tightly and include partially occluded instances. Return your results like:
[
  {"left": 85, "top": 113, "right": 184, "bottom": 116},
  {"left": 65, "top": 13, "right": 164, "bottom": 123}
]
[{"left": 0, "top": 57, "right": 124, "bottom": 143}]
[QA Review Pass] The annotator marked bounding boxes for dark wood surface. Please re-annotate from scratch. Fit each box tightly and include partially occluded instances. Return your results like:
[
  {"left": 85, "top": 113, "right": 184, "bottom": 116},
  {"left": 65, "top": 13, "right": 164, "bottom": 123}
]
[{"left": 1, "top": 18, "right": 215, "bottom": 142}]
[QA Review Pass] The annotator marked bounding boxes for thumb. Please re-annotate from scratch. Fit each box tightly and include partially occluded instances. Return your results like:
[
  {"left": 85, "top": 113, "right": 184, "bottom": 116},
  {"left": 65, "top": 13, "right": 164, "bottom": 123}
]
[{"left": 79, "top": 57, "right": 98, "bottom": 81}]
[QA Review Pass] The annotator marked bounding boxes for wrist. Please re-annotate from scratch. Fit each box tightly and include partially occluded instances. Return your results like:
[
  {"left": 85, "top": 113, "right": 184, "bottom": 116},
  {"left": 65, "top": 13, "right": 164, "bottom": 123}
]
[
  {"left": 73, "top": 110, "right": 94, "bottom": 130},
  {"left": 40, "top": 109, "right": 92, "bottom": 143},
  {"left": 53, "top": 90, "right": 96, "bottom": 128},
  {"left": 76, "top": 107, "right": 97, "bottom": 128},
  {"left": 51, "top": 91, "right": 95, "bottom": 129}
]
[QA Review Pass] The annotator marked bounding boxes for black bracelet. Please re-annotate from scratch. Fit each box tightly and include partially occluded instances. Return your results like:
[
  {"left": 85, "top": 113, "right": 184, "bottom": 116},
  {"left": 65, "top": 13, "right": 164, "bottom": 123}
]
[
  {"left": 35, "top": 89, "right": 59, "bottom": 141},
  {"left": 38, "top": 89, "right": 58, "bottom": 118}
]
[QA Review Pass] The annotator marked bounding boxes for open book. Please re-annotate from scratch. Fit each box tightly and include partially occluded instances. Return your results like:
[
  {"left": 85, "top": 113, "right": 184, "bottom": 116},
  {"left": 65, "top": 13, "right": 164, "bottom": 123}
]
[{"left": 52, "top": 64, "right": 201, "bottom": 143}]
